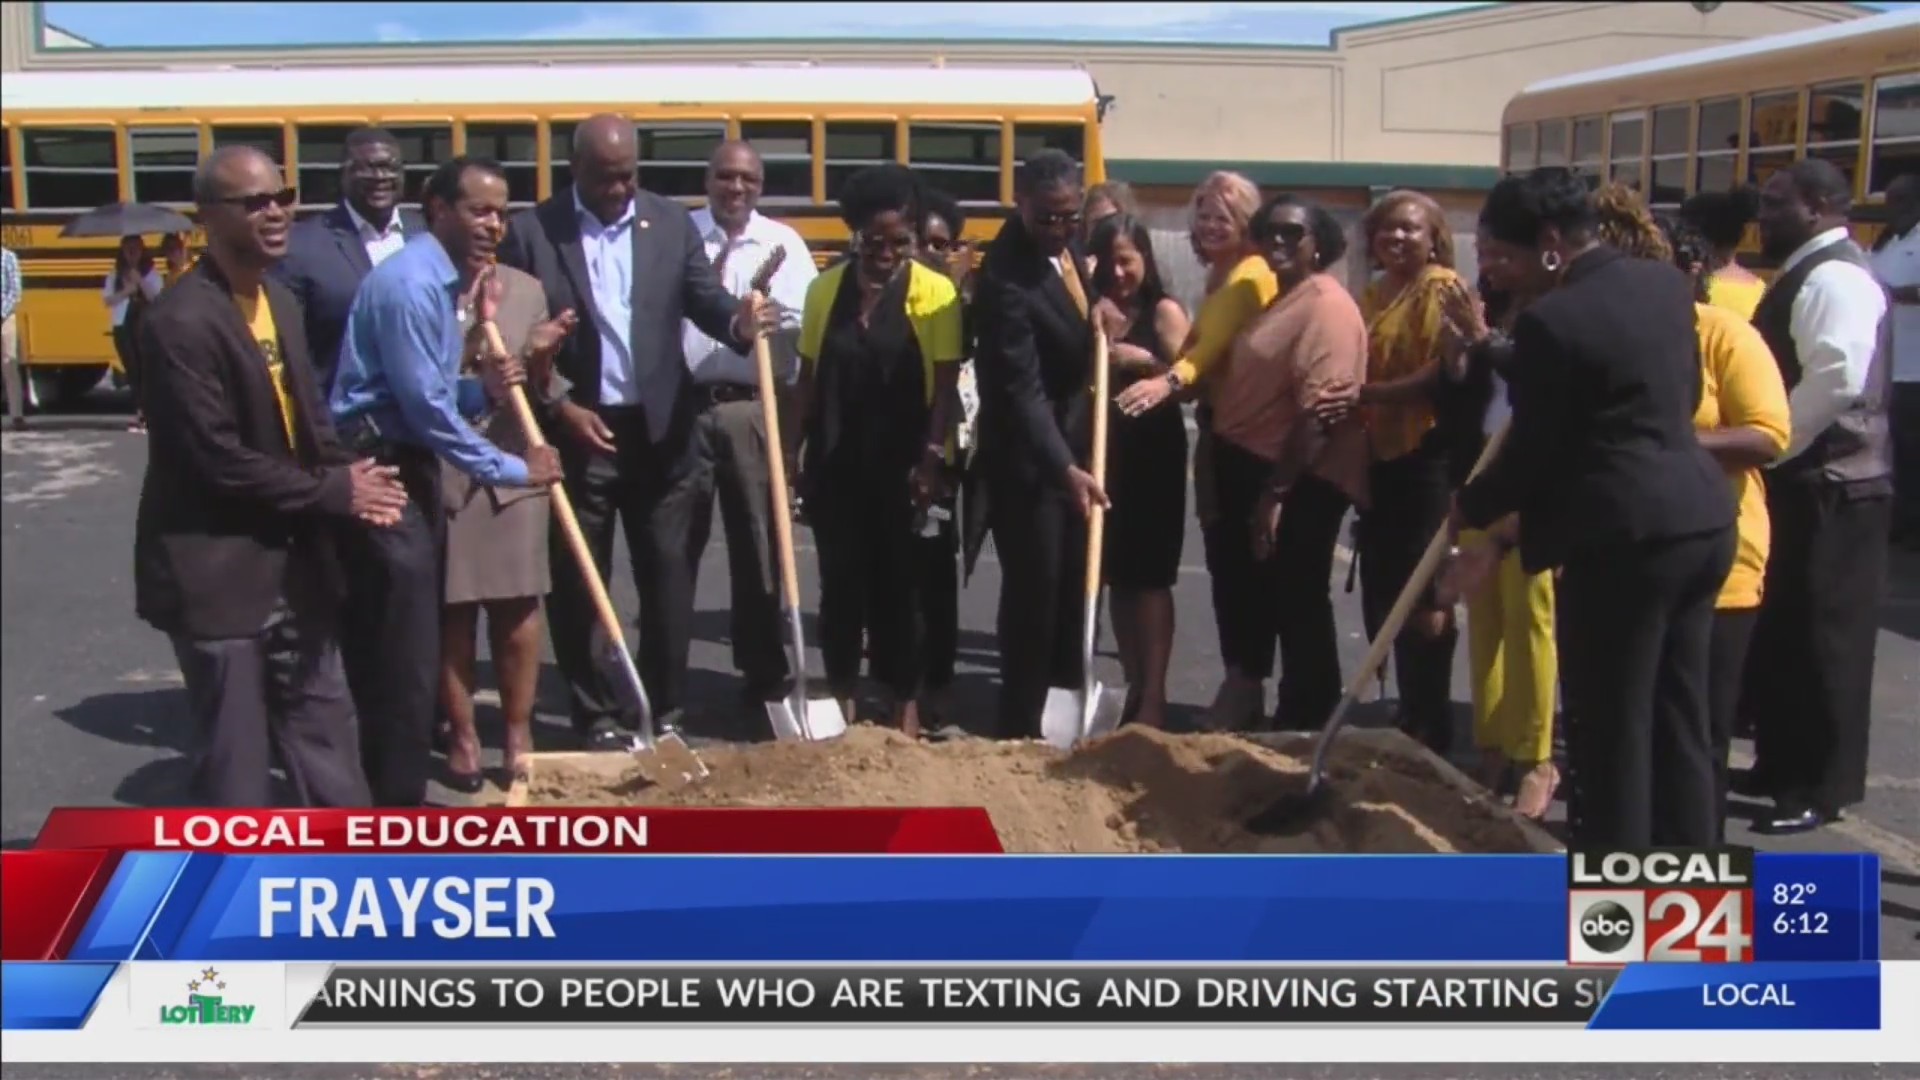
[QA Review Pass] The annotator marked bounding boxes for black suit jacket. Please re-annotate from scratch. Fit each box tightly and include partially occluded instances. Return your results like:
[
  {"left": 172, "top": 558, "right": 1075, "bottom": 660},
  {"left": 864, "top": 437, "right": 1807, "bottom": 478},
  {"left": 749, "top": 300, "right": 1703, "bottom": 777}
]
[
  {"left": 1458, "top": 246, "right": 1734, "bottom": 573},
  {"left": 135, "top": 260, "right": 357, "bottom": 640},
  {"left": 272, "top": 203, "right": 426, "bottom": 396},
  {"left": 497, "top": 190, "right": 741, "bottom": 441},
  {"left": 969, "top": 214, "right": 1096, "bottom": 492}
]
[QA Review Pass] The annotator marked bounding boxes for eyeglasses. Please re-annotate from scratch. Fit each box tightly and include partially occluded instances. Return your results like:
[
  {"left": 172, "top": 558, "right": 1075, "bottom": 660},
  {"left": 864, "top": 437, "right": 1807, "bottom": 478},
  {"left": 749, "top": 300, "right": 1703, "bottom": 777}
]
[
  {"left": 857, "top": 231, "right": 914, "bottom": 254},
  {"left": 922, "top": 237, "right": 953, "bottom": 253},
  {"left": 1034, "top": 209, "right": 1083, "bottom": 228},
  {"left": 1264, "top": 222, "right": 1309, "bottom": 247},
  {"left": 347, "top": 160, "right": 401, "bottom": 178},
  {"left": 212, "top": 188, "right": 298, "bottom": 213}
]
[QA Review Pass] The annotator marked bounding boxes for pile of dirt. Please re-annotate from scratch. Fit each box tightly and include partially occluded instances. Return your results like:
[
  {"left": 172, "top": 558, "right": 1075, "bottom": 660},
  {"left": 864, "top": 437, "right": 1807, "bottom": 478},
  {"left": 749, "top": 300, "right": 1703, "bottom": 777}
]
[{"left": 524, "top": 725, "right": 1544, "bottom": 855}]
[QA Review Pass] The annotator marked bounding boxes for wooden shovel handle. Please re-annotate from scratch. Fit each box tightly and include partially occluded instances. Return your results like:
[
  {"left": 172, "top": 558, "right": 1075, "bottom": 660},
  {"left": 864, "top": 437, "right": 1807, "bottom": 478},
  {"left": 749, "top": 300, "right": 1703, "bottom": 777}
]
[
  {"left": 1083, "top": 332, "right": 1111, "bottom": 600},
  {"left": 754, "top": 333, "right": 804, "bottom": 610},
  {"left": 483, "top": 321, "right": 626, "bottom": 649}
]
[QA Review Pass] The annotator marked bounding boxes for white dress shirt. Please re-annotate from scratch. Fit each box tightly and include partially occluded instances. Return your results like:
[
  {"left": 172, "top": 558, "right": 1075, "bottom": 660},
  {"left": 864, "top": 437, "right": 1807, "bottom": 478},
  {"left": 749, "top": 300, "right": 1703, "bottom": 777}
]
[
  {"left": 1869, "top": 223, "right": 1920, "bottom": 384},
  {"left": 1773, "top": 227, "right": 1891, "bottom": 466},
  {"left": 345, "top": 202, "right": 407, "bottom": 268},
  {"left": 575, "top": 189, "right": 640, "bottom": 406},
  {"left": 682, "top": 208, "right": 815, "bottom": 387},
  {"left": 102, "top": 268, "right": 163, "bottom": 327}
]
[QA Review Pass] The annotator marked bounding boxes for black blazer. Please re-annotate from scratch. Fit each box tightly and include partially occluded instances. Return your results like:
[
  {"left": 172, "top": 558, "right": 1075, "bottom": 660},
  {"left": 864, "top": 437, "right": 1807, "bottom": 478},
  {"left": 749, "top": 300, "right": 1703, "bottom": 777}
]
[
  {"left": 968, "top": 214, "right": 1096, "bottom": 492},
  {"left": 134, "top": 260, "right": 357, "bottom": 640},
  {"left": 272, "top": 203, "right": 426, "bottom": 396},
  {"left": 497, "top": 190, "right": 740, "bottom": 438},
  {"left": 1458, "top": 246, "right": 1734, "bottom": 572}
]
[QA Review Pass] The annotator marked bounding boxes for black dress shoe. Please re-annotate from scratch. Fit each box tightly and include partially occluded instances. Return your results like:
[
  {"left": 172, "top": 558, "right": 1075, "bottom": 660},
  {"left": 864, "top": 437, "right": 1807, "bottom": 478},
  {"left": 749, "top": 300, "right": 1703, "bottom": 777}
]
[
  {"left": 1756, "top": 807, "right": 1831, "bottom": 835},
  {"left": 1729, "top": 768, "right": 1773, "bottom": 800},
  {"left": 442, "top": 770, "right": 485, "bottom": 795}
]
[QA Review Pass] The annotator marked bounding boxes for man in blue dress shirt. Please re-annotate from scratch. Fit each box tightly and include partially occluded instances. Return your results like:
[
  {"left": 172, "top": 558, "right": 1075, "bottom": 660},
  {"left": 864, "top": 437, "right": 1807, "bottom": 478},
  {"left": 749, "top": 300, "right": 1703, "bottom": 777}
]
[{"left": 331, "top": 154, "right": 562, "bottom": 806}]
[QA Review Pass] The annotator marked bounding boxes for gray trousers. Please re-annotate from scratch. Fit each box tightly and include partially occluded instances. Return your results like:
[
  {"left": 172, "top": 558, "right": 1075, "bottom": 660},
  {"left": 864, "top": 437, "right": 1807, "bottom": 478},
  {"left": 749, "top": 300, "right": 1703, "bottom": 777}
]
[
  {"left": 169, "top": 598, "right": 371, "bottom": 808},
  {"left": 688, "top": 396, "right": 789, "bottom": 696}
]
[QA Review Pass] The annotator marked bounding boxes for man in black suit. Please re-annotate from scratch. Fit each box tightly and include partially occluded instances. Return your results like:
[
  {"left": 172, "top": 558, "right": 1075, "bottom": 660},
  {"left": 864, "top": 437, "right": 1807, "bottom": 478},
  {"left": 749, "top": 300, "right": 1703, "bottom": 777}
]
[
  {"left": 135, "top": 145, "right": 410, "bottom": 808},
  {"left": 498, "top": 114, "right": 770, "bottom": 750},
  {"left": 274, "top": 128, "right": 424, "bottom": 396},
  {"left": 1447, "top": 167, "right": 1735, "bottom": 849},
  {"left": 968, "top": 149, "right": 1109, "bottom": 739}
]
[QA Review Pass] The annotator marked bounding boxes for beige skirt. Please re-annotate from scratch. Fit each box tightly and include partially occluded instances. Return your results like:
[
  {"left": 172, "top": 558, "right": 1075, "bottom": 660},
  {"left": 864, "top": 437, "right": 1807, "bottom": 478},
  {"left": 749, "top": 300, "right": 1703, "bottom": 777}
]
[{"left": 442, "top": 457, "right": 552, "bottom": 605}]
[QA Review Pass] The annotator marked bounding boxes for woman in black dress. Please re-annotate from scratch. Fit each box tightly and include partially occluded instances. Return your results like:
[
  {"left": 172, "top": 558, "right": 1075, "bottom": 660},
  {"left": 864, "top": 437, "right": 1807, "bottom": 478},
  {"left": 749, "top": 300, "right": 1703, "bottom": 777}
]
[
  {"left": 1089, "top": 215, "right": 1192, "bottom": 729},
  {"left": 796, "top": 165, "right": 965, "bottom": 738}
]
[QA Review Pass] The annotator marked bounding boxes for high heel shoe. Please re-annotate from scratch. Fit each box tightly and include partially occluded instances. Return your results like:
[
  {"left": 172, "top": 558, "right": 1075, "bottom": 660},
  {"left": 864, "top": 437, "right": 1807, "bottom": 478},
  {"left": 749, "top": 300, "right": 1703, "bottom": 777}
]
[
  {"left": 443, "top": 729, "right": 485, "bottom": 795},
  {"left": 501, "top": 722, "right": 534, "bottom": 791}
]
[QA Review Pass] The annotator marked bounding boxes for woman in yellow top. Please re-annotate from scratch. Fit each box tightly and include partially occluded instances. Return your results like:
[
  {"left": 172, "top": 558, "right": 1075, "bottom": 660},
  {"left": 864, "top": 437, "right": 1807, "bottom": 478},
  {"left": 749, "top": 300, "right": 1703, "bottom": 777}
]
[
  {"left": 1658, "top": 214, "right": 1791, "bottom": 843},
  {"left": 1679, "top": 188, "right": 1766, "bottom": 319},
  {"left": 1349, "top": 189, "right": 1470, "bottom": 755},
  {"left": 1113, "top": 170, "right": 1279, "bottom": 731},
  {"left": 796, "top": 164, "right": 965, "bottom": 739}
]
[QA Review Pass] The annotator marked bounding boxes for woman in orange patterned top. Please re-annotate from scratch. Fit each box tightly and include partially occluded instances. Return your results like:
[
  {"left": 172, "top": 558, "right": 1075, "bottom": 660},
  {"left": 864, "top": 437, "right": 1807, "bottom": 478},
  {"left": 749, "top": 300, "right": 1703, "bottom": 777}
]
[
  {"left": 1114, "top": 171, "right": 1280, "bottom": 731},
  {"left": 1349, "top": 189, "right": 1471, "bottom": 755}
]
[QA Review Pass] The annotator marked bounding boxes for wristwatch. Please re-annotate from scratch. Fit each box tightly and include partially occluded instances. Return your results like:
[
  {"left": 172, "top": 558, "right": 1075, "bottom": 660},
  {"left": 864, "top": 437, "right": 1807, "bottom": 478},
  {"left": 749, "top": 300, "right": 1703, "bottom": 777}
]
[{"left": 1164, "top": 370, "right": 1185, "bottom": 393}]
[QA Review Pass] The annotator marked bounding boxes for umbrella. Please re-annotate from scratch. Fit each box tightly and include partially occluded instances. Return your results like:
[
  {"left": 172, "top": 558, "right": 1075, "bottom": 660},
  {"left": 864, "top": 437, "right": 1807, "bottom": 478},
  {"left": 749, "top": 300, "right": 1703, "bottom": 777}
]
[{"left": 60, "top": 202, "right": 195, "bottom": 240}]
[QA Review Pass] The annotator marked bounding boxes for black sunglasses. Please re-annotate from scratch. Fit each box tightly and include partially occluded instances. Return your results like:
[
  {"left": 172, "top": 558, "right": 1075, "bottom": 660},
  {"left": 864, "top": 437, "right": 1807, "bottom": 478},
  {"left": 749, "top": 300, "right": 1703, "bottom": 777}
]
[
  {"left": 1035, "top": 209, "right": 1083, "bottom": 228},
  {"left": 858, "top": 231, "right": 914, "bottom": 254},
  {"left": 1264, "top": 221, "right": 1310, "bottom": 246},
  {"left": 921, "top": 236, "right": 954, "bottom": 253},
  {"left": 213, "top": 188, "right": 298, "bottom": 213}
]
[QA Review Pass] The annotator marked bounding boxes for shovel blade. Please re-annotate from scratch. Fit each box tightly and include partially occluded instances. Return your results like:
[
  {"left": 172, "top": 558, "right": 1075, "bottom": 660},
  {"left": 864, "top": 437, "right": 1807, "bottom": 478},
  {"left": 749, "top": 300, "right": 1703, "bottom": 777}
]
[
  {"left": 1081, "top": 683, "right": 1126, "bottom": 742},
  {"left": 1040, "top": 687, "right": 1083, "bottom": 750},
  {"left": 766, "top": 696, "right": 848, "bottom": 742}
]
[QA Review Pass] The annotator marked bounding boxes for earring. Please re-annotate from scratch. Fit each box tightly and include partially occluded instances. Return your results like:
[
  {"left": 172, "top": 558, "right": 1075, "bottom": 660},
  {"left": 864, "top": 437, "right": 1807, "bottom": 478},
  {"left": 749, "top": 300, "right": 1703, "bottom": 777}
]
[{"left": 1540, "top": 249, "right": 1564, "bottom": 273}]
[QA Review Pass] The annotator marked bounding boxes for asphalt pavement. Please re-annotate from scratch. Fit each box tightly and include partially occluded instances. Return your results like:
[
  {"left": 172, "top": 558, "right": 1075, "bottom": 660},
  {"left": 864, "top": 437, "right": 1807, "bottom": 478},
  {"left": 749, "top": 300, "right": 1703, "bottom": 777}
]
[{"left": 2, "top": 393, "right": 1917, "bottom": 1077}]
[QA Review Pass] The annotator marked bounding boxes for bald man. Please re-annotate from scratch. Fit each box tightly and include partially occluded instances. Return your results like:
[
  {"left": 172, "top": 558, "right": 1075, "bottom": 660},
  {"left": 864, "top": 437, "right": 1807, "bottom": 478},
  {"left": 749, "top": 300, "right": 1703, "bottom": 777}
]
[
  {"left": 499, "top": 114, "right": 772, "bottom": 750},
  {"left": 682, "top": 141, "right": 817, "bottom": 713}
]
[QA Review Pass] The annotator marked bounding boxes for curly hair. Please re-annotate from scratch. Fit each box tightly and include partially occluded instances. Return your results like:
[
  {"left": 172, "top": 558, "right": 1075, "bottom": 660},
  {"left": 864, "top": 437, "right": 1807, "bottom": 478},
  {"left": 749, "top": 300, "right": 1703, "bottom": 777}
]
[
  {"left": 1656, "top": 212, "right": 1714, "bottom": 305},
  {"left": 837, "top": 163, "right": 921, "bottom": 232},
  {"left": 917, "top": 182, "right": 965, "bottom": 239},
  {"left": 1591, "top": 181, "right": 1671, "bottom": 263},
  {"left": 1479, "top": 166, "right": 1596, "bottom": 251},
  {"left": 1362, "top": 188, "right": 1456, "bottom": 270},
  {"left": 1252, "top": 193, "right": 1349, "bottom": 271}
]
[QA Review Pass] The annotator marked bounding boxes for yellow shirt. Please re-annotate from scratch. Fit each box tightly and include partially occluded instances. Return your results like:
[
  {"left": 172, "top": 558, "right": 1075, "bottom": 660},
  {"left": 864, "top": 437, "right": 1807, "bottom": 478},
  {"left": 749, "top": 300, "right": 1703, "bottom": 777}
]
[
  {"left": 798, "top": 260, "right": 965, "bottom": 459},
  {"left": 1169, "top": 254, "right": 1279, "bottom": 387},
  {"left": 1360, "top": 265, "right": 1461, "bottom": 461},
  {"left": 1693, "top": 302, "right": 1790, "bottom": 610},
  {"left": 234, "top": 287, "right": 296, "bottom": 450},
  {"left": 1705, "top": 273, "right": 1765, "bottom": 321}
]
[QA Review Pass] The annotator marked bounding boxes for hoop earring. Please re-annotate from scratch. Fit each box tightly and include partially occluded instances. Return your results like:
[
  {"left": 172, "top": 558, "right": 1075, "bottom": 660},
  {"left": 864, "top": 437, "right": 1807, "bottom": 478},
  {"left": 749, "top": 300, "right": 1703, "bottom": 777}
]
[{"left": 1540, "top": 249, "right": 1564, "bottom": 274}]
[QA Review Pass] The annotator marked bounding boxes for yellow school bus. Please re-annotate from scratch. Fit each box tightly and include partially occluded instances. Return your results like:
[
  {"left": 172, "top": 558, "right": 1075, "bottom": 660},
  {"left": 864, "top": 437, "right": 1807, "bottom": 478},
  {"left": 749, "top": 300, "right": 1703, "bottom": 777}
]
[
  {"left": 0, "top": 62, "right": 1106, "bottom": 405},
  {"left": 1499, "top": 8, "right": 1920, "bottom": 274}
]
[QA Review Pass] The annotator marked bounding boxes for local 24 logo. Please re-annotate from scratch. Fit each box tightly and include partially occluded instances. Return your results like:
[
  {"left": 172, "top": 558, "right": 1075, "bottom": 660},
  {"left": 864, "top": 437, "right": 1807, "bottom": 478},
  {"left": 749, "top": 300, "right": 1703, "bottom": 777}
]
[{"left": 1567, "top": 850, "right": 1755, "bottom": 964}]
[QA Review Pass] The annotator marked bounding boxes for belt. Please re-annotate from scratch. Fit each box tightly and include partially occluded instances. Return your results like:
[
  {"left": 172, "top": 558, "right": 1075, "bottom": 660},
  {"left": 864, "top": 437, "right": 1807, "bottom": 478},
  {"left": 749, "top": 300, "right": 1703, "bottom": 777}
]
[{"left": 694, "top": 382, "right": 759, "bottom": 408}]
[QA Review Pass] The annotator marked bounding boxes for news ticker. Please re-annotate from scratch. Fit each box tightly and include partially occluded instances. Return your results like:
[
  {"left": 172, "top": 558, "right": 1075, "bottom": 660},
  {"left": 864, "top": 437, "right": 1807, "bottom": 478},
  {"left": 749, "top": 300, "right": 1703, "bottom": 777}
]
[
  {"left": 0, "top": 812, "right": 1881, "bottom": 970},
  {"left": 0, "top": 961, "right": 1885, "bottom": 1032}
]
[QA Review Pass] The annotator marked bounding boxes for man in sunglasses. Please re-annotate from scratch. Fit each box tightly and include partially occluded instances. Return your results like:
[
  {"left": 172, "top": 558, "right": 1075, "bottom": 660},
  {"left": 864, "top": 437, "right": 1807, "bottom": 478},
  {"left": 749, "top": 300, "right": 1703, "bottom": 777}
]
[
  {"left": 133, "top": 145, "right": 410, "bottom": 808},
  {"left": 330, "top": 155, "right": 564, "bottom": 807},
  {"left": 273, "top": 127, "right": 423, "bottom": 396},
  {"left": 968, "top": 148, "right": 1110, "bottom": 740}
]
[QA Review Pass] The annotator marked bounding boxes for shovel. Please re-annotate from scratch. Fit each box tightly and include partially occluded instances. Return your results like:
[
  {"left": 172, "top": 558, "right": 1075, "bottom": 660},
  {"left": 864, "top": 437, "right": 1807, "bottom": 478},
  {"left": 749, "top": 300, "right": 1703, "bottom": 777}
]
[
  {"left": 750, "top": 272, "right": 847, "bottom": 743},
  {"left": 484, "top": 319, "right": 708, "bottom": 787},
  {"left": 1041, "top": 332, "right": 1125, "bottom": 750},
  {"left": 1247, "top": 421, "right": 1511, "bottom": 834}
]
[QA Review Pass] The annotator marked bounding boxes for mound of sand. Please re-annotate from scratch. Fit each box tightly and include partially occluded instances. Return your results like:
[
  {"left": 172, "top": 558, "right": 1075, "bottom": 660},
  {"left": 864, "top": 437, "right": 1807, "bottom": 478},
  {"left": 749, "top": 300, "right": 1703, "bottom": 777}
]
[{"left": 524, "top": 725, "right": 1543, "bottom": 855}]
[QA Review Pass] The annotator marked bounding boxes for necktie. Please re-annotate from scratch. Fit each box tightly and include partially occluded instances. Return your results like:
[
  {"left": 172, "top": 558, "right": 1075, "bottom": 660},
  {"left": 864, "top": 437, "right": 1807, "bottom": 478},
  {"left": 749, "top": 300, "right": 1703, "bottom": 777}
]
[{"left": 1057, "top": 253, "right": 1089, "bottom": 319}]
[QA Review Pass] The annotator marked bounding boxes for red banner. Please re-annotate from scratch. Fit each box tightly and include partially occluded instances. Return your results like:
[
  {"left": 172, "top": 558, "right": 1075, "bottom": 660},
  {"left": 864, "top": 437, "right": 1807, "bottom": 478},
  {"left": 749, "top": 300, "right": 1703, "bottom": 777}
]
[
  {"left": 0, "top": 849, "right": 116, "bottom": 961},
  {"left": 31, "top": 808, "right": 1005, "bottom": 855}
]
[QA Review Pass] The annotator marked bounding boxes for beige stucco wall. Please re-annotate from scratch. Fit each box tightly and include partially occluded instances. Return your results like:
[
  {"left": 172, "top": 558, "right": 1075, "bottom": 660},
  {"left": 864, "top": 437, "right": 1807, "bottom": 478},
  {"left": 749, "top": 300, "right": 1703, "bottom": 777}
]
[{"left": 0, "top": 1, "right": 1862, "bottom": 170}]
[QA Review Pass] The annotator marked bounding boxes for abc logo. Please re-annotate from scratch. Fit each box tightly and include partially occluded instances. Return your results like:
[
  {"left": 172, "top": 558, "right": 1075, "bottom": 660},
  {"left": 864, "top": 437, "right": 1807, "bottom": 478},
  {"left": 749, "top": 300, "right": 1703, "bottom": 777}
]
[{"left": 1579, "top": 900, "right": 1637, "bottom": 954}]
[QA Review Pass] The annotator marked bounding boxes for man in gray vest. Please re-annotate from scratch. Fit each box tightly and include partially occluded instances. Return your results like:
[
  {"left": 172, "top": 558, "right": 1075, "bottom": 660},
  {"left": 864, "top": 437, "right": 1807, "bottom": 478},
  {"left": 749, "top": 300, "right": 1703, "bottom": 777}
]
[{"left": 1740, "top": 159, "right": 1892, "bottom": 836}]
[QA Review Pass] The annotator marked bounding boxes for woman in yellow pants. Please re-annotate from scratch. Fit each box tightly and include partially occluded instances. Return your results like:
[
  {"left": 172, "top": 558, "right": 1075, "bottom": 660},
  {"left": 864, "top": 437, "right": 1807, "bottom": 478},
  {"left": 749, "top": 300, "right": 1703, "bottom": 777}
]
[{"left": 1437, "top": 243, "right": 1558, "bottom": 818}]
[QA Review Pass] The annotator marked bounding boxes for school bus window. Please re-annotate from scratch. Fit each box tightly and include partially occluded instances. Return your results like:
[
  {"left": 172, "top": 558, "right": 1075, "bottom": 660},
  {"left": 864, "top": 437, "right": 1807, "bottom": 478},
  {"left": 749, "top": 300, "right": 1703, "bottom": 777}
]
[
  {"left": 1538, "top": 119, "right": 1569, "bottom": 168},
  {"left": 1695, "top": 97, "right": 1741, "bottom": 195},
  {"left": 1571, "top": 117, "right": 1603, "bottom": 187},
  {"left": 638, "top": 122, "right": 727, "bottom": 201},
  {"left": 548, "top": 121, "right": 576, "bottom": 197},
  {"left": 1805, "top": 83, "right": 1864, "bottom": 192},
  {"left": 1607, "top": 111, "right": 1646, "bottom": 191},
  {"left": 293, "top": 125, "right": 355, "bottom": 209},
  {"left": 824, "top": 122, "right": 896, "bottom": 203},
  {"left": 1504, "top": 123, "right": 1536, "bottom": 172},
  {"left": 1, "top": 129, "right": 15, "bottom": 211},
  {"left": 737, "top": 121, "right": 812, "bottom": 203},
  {"left": 1746, "top": 91, "right": 1798, "bottom": 187},
  {"left": 22, "top": 128, "right": 119, "bottom": 210},
  {"left": 464, "top": 123, "right": 539, "bottom": 207},
  {"left": 1648, "top": 105, "right": 1689, "bottom": 208},
  {"left": 909, "top": 122, "right": 1001, "bottom": 205},
  {"left": 128, "top": 128, "right": 199, "bottom": 207},
  {"left": 212, "top": 125, "right": 285, "bottom": 165},
  {"left": 1868, "top": 73, "right": 1920, "bottom": 196},
  {"left": 386, "top": 125, "right": 453, "bottom": 204},
  {"left": 1014, "top": 123, "right": 1085, "bottom": 168}
]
